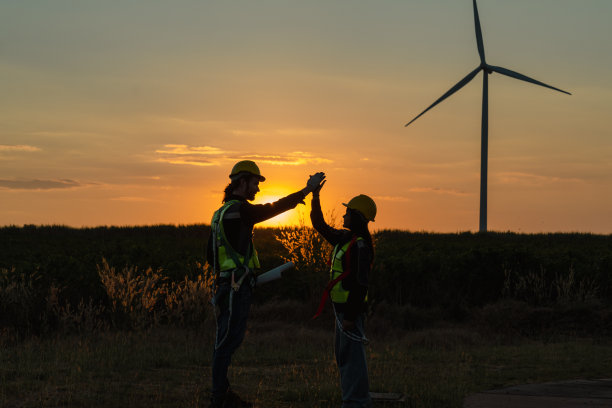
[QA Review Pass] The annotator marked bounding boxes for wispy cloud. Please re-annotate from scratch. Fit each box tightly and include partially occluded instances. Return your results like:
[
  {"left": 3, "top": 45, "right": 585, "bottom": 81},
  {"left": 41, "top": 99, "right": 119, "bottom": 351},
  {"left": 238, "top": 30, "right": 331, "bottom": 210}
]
[
  {"left": 110, "top": 196, "right": 155, "bottom": 202},
  {"left": 242, "top": 152, "right": 332, "bottom": 166},
  {"left": 375, "top": 195, "right": 413, "bottom": 202},
  {"left": 0, "top": 178, "right": 81, "bottom": 190},
  {"left": 158, "top": 158, "right": 219, "bottom": 166},
  {"left": 155, "top": 144, "right": 227, "bottom": 167},
  {"left": 231, "top": 127, "right": 331, "bottom": 138},
  {"left": 29, "top": 130, "right": 101, "bottom": 138},
  {"left": 375, "top": 187, "right": 469, "bottom": 202},
  {"left": 231, "top": 129, "right": 266, "bottom": 137},
  {"left": 407, "top": 187, "right": 470, "bottom": 196},
  {"left": 497, "top": 172, "right": 583, "bottom": 186},
  {"left": 274, "top": 128, "right": 329, "bottom": 137},
  {"left": 155, "top": 145, "right": 225, "bottom": 155},
  {"left": 155, "top": 144, "right": 332, "bottom": 167},
  {"left": 0, "top": 144, "right": 41, "bottom": 152}
]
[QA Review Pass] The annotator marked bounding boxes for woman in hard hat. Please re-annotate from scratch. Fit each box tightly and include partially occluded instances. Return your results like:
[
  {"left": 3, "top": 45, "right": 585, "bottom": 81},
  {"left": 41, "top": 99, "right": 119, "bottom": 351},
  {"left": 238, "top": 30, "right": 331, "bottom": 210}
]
[{"left": 310, "top": 183, "right": 376, "bottom": 408}]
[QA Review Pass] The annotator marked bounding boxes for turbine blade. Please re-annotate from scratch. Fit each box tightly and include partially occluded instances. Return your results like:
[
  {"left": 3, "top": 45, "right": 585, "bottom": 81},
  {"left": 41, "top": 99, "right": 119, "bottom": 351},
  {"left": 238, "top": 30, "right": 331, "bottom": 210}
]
[
  {"left": 489, "top": 65, "right": 572, "bottom": 95},
  {"left": 473, "top": 0, "right": 486, "bottom": 64},
  {"left": 405, "top": 66, "right": 482, "bottom": 127}
]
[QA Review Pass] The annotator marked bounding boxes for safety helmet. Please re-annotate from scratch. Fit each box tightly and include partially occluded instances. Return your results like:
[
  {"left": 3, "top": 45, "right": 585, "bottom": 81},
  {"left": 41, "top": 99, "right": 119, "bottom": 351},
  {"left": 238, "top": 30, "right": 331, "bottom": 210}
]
[
  {"left": 229, "top": 160, "right": 265, "bottom": 181},
  {"left": 343, "top": 194, "right": 377, "bottom": 222}
]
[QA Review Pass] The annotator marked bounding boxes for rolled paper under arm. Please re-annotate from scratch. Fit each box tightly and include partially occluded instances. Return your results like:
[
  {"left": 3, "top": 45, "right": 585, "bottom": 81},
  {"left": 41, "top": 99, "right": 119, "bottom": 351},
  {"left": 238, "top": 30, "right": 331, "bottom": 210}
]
[{"left": 256, "top": 262, "right": 294, "bottom": 285}]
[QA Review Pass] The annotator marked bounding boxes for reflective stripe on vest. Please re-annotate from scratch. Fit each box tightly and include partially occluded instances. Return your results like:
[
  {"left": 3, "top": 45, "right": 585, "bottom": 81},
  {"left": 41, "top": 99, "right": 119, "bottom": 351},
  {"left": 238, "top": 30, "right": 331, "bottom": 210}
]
[
  {"left": 211, "top": 200, "right": 260, "bottom": 276},
  {"left": 329, "top": 236, "right": 368, "bottom": 304}
]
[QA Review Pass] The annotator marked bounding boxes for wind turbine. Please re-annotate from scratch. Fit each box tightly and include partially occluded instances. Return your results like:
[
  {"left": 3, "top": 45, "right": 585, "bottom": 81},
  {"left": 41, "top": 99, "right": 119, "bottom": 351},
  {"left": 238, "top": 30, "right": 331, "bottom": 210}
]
[{"left": 405, "top": 0, "right": 571, "bottom": 232}]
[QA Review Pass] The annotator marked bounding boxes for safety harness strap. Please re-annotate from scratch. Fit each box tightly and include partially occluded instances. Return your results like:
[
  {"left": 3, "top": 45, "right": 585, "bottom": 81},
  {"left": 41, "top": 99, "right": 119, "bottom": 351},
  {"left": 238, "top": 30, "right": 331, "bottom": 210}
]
[{"left": 312, "top": 235, "right": 358, "bottom": 319}]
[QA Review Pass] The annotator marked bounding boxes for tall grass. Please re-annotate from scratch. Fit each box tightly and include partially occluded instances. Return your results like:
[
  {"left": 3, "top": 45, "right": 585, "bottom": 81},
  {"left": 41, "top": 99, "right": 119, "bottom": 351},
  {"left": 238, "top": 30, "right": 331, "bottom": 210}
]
[
  {"left": 97, "top": 259, "right": 214, "bottom": 329},
  {"left": 274, "top": 212, "right": 334, "bottom": 302},
  {"left": 0, "top": 267, "right": 47, "bottom": 337},
  {"left": 502, "top": 264, "right": 600, "bottom": 306},
  {"left": 0, "top": 260, "right": 214, "bottom": 338}
]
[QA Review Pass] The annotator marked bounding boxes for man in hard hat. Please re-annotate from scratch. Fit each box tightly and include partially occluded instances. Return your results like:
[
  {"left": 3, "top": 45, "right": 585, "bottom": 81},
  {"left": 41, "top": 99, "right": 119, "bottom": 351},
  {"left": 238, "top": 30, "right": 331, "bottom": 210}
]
[
  {"left": 207, "top": 160, "right": 325, "bottom": 408},
  {"left": 310, "top": 183, "right": 376, "bottom": 408}
]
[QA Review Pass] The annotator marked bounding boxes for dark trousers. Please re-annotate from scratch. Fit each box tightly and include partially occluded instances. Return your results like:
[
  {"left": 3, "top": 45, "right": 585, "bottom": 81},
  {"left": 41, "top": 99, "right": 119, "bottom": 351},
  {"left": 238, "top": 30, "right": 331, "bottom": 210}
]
[{"left": 211, "top": 282, "right": 252, "bottom": 402}]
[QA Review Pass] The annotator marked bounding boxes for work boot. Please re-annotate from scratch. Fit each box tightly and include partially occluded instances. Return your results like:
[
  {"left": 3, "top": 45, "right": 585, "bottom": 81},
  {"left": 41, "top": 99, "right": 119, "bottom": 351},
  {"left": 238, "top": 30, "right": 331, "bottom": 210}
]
[
  {"left": 208, "top": 401, "right": 221, "bottom": 408},
  {"left": 223, "top": 390, "right": 253, "bottom": 408},
  {"left": 208, "top": 397, "right": 223, "bottom": 408}
]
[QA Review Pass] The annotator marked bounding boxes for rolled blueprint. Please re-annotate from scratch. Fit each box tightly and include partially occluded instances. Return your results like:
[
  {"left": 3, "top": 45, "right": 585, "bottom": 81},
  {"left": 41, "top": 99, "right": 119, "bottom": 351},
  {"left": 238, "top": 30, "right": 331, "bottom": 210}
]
[{"left": 256, "top": 262, "right": 294, "bottom": 285}]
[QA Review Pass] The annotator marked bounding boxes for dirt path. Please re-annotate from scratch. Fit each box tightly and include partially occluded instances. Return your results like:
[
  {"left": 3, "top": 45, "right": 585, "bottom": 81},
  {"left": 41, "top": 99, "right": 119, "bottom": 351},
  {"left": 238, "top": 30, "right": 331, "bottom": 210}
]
[{"left": 464, "top": 379, "right": 612, "bottom": 407}]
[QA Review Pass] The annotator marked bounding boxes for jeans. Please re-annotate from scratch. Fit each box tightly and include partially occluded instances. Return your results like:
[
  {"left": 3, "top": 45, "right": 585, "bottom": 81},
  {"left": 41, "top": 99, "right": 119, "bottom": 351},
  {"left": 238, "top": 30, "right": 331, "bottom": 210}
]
[
  {"left": 211, "top": 282, "right": 252, "bottom": 403},
  {"left": 334, "top": 311, "right": 372, "bottom": 408}
]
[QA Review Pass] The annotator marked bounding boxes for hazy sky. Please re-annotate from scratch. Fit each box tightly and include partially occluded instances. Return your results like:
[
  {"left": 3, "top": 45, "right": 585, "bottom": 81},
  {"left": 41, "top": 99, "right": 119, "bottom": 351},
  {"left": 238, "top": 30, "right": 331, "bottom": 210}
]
[{"left": 1, "top": 0, "right": 611, "bottom": 233}]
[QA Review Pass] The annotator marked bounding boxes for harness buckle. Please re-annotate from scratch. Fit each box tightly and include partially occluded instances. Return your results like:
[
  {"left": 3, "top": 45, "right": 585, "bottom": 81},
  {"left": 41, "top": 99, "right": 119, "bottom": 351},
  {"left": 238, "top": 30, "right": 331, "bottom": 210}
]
[{"left": 231, "top": 266, "right": 250, "bottom": 292}]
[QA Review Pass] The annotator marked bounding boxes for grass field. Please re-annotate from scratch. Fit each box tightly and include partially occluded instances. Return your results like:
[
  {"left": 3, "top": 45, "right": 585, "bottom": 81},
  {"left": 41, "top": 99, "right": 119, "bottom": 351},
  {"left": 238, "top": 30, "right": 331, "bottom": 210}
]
[
  {"left": 2, "top": 302, "right": 611, "bottom": 408},
  {"left": 3, "top": 226, "right": 612, "bottom": 407}
]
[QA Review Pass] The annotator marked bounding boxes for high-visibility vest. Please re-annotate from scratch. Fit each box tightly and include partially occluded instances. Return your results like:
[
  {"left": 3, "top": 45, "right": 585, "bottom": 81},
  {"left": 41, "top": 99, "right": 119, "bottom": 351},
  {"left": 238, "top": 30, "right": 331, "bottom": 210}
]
[
  {"left": 329, "top": 236, "right": 368, "bottom": 303},
  {"left": 211, "top": 200, "right": 260, "bottom": 278}
]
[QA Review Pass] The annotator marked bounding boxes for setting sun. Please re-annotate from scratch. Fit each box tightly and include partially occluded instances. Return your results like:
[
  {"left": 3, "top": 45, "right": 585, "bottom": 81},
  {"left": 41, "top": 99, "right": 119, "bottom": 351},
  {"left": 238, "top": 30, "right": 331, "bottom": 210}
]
[{"left": 252, "top": 188, "right": 307, "bottom": 228}]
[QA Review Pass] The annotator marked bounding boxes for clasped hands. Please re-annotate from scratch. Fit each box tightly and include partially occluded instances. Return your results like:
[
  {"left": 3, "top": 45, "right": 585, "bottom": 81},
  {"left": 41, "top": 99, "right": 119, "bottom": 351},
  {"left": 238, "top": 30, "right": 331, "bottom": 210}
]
[{"left": 304, "top": 172, "right": 326, "bottom": 195}]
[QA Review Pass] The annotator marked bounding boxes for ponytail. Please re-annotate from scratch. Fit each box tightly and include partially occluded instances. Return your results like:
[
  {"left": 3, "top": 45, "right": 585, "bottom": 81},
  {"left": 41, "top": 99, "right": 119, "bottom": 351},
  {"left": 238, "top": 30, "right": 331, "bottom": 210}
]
[
  {"left": 348, "top": 209, "right": 374, "bottom": 256},
  {"left": 222, "top": 179, "right": 242, "bottom": 203}
]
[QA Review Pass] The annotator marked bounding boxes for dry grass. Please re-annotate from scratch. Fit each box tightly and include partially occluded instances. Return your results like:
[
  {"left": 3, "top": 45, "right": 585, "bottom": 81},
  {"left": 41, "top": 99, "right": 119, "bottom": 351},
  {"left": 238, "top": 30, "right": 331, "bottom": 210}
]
[
  {"left": 98, "top": 259, "right": 214, "bottom": 329},
  {"left": 2, "top": 306, "right": 612, "bottom": 408}
]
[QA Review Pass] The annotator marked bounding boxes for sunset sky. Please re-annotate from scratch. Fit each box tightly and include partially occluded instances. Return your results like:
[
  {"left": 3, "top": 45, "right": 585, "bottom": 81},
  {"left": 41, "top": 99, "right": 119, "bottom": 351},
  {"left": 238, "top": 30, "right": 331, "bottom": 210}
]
[{"left": 1, "top": 0, "right": 611, "bottom": 233}]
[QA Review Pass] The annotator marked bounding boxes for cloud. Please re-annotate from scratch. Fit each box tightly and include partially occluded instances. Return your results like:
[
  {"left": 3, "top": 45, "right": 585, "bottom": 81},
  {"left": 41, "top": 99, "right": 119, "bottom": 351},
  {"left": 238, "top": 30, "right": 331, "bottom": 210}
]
[
  {"left": 155, "top": 144, "right": 227, "bottom": 167},
  {"left": 155, "top": 144, "right": 225, "bottom": 155},
  {"left": 374, "top": 187, "right": 470, "bottom": 203},
  {"left": 155, "top": 144, "right": 332, "bottom": 167},
  {"left": 231, "top": 129, "right": 266, "bottom": 137},
  {"left": 241, "top": 152, "right": 332, "bottom": 166},
  {"left": 0, "top": 144, "right": 41, "bottom": 152},
  {"left": 407, "top": 187, "right": 470, "bottom": 196},
  {"left": 231, "top": 127, "right": 331, "bottom": 138},
  {"left": 497, "top": 172, "right": 584, "bottom": 186},
  {"left": 374, "top": 195, "right": 413, "bottom": 202},
  {"left": 157, "top": 157, "right": 218, "bottom": 166},
  {"left": 274, "top": 128, "right": 328, "bottom": 137},
  {"left": 110, "top": 196, "right": 154, "bottom": 202},
  {"left": 0, "top": 178, "right": 82, "bottom": 190}
]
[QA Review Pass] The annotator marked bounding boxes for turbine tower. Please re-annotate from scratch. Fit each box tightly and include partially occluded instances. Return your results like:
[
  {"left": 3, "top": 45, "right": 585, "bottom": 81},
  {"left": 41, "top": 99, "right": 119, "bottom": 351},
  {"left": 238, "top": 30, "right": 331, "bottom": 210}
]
[{"left": 405, "top": 0, "right": 570, "bottom": 232}]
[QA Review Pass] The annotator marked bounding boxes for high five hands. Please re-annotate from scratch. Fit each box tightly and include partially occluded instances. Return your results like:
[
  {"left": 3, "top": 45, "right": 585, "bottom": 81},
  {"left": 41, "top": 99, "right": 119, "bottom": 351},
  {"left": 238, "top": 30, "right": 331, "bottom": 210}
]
[{"left": 305, "top": 172, "right": 326, "bottom": 195}]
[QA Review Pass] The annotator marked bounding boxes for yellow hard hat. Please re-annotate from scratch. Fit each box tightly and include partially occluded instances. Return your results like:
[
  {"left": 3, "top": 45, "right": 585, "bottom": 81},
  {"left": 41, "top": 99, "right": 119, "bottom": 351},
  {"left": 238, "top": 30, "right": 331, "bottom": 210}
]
[
  {"left": 343, "top": 194, "right": 377, "bottom": 222},
  {"left": 229, "top": 160, "right": 265, "bottom": 181}
]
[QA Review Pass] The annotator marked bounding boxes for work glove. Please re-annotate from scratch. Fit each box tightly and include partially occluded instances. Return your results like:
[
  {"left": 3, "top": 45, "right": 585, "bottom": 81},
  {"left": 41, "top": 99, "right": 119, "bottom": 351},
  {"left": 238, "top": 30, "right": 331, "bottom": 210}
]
[{"left": 304, "top": 172, "right": 326, "bottom": 194}]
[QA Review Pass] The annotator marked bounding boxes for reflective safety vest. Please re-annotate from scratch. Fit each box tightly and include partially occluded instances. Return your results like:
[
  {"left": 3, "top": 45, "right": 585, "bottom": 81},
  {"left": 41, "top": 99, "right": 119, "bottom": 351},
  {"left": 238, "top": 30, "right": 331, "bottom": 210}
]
[
  {"left": 329, "top": 236, "right": 368, "bottom": 304},
  {"left": 211, "top": 200, "right": 260, "bottom": 278}
]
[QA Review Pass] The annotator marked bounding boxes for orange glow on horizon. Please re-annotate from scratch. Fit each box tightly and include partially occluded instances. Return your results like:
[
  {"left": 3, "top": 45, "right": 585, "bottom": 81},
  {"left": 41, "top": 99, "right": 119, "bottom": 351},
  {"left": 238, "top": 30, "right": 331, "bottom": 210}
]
[
  {"left": 251, "top": 184, "right": 307, "bottom": 228},
  {"left": 2, "top": 1, "right": 610, "bottom": 233}
]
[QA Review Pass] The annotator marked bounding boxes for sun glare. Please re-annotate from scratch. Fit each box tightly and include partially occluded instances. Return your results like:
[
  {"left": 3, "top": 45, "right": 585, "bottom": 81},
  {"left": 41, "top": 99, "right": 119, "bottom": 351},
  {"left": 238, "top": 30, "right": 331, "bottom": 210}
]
[{"left": 252, "top": 190, "right": 305, "bottom": 228}]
